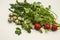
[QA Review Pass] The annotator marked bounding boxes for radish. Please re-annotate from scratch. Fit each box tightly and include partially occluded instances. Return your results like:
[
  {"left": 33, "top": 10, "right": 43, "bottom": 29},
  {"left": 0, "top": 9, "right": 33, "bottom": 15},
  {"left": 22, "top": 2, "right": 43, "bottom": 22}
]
[
  {"left": 52, "top": 25, "right": 57, "bottom": 31},
  {"left": 44, "top": 24, "right": 50, "bottom": 29},
  {"left": 35, "top": 23, "right": 41, "bottom": 30}
]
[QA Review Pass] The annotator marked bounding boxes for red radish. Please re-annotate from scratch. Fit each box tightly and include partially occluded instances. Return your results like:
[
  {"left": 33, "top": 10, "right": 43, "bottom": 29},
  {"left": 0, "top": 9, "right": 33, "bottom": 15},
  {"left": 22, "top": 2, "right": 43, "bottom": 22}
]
[
  {"left": 35, "top": 23, "right": 41, "bottom": 30},
  {"left": 44, "top": 24, "right": 50, "bottom": 29},
  {"left": 52, "top": 25, "right": 57, "bottom": 31}
]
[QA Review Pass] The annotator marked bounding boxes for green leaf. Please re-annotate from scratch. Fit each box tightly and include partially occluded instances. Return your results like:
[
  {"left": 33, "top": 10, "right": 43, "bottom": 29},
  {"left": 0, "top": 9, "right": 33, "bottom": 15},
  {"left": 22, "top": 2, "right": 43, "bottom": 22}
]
[
  {"left": 21, "top": 21, "right": 31, "bottom": 33},
  {"left": 39, "top": 29, "right": 43, "bottom": 33},
  {"left": 15, "top": 27, "right": 21, "bottom": 35},
  {"left": 55, "top": 24, "right": 60, "bottom": 27}
]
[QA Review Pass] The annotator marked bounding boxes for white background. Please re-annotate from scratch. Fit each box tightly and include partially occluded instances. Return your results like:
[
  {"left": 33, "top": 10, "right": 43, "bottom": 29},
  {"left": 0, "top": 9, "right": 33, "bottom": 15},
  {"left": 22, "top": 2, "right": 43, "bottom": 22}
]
[{"left": 0, "top": 0, "right": 60, "bottom": 40}]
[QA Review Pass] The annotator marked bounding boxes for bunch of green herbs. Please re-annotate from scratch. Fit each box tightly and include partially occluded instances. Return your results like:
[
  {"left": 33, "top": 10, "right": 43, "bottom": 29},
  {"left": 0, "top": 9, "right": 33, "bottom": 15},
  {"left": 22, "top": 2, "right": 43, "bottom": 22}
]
[{"left": 8, "top": 0, "right": 60, "bottom": 35}]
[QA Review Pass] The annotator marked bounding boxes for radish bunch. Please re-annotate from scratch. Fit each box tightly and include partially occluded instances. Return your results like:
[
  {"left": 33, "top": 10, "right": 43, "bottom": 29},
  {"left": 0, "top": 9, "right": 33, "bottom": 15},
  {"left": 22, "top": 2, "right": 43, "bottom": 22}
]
[{"left": 8, "top": 0, "right": 60, "bottom": 35}]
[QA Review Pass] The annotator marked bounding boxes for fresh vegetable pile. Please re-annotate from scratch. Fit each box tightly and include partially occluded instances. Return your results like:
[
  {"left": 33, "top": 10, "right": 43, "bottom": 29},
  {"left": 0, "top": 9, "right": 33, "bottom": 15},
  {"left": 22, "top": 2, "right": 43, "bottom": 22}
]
[{"left": 8, "top": 0, "right": 60, "bottom": 35}]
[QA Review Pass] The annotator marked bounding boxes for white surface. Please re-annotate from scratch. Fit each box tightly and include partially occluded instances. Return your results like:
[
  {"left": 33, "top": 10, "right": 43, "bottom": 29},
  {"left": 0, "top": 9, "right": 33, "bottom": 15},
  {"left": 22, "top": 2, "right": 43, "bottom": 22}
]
[{"left": 0, "top": 0, "right": 60, "bottom": 40}]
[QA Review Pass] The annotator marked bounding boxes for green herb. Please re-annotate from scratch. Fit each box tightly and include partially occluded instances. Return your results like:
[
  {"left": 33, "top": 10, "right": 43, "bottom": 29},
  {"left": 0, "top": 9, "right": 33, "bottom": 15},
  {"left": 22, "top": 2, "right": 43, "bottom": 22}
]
[
  {"left": 21, "top": 21, "right": 31, "bottom": 33},
  {"left": 15, "top": 27, "right": 21, "bottom": 35}
]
